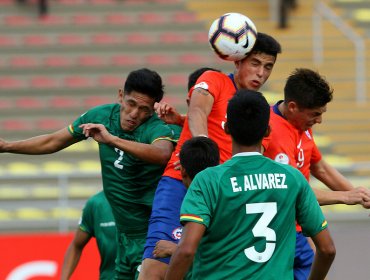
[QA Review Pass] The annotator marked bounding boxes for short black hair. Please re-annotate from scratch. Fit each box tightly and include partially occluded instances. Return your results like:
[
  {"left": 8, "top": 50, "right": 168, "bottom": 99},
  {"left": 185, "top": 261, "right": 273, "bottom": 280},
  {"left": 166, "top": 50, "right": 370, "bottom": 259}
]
[
  {"left": 284, "top": 68, "right": 333, "bottom": 109},
  {"left": 124, "top": 68, "right": 164, "bottom": 102},
  {"left": 249, "top": 32, "right": 282, "bottom": 58},
  {"left": 179, "top": 136, "right": 220, "bottom": 180},
  {"left": 227, "top": 90, "right": 270, "bottom": 146},
  {"left": 187, "top": 67, "right": 220, "bottom": 91}
]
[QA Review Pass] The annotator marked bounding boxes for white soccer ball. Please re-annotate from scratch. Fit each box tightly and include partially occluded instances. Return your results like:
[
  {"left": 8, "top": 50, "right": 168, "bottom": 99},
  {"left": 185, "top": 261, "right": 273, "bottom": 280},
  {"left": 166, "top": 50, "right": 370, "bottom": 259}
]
[{"left": 208, "top": 12, "right": 258, "bottom": 61}]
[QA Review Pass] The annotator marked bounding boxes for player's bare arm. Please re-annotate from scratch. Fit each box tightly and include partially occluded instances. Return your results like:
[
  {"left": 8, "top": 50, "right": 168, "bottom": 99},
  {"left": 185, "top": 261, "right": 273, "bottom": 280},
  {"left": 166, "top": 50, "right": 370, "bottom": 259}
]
[
  {"left": 311, "top": 159, "right": 354, "bottom": 191},
  {"left": 187, "top": 88, "right": 214, "bottom": 137},
  {"left": 308, "top": 229, "right": 336, "bottom": 280},
  {"left": 80, "top": 123, "right": 174, "bottom": 165},
  {"left": 165, "top": 222, "right": 205, "bottom": 280},
  {"left": 0, "top": 128, "right": 78, "bottom": 154},
  {"left": 154, "top": 102, "right": 185, "bottom": 126},
  {"left": 61, "top": 229, "right": 91, "bottom": 280}
]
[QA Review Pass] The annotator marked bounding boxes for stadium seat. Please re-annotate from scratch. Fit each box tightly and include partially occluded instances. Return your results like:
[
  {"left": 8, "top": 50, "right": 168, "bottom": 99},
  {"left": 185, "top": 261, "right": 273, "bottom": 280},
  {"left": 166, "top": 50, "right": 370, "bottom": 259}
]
[
  {"left": 50, "top": 207, "right": 81, "bottom": 219},
  {"left": 72, "top": 14, "right": 101, "bottom": 25},
  {"left": 4, "top": 15, "right": 33, "bottom": 26},
  {"left": 36, "top": 118, "right": 67, "bottom": 130},
  {"left": 23, "top": 34, "right": 52, "bottom": 46},
  {"left": 91, "top": 33, "right": 121, "bottom": 45},
  {"left": 105, "top": 13, "right": 134, "bottom": 25},
  {"left": 0, "top": 99, "right": 13, "bottom": 109},
  {"left": 0, "top": 210, "right": 12, "bottom": 221},
  {"left": 58, "top": 34, "right": 86, "bottom": 46},
  {"left": 139, "top": 13, "right": 167, "bottom": 24},
  {"left": 44, "top": 55, "right": 72, "bottom": 67},
  {"left": 160, "top": 32, "right": 187, "bottom": 44},
  {"left": 111, "top": 54, "right": 141, "bottom": 66},
  {"left": 16, "top": 208, "right": 49, "bottom": 220},
  {"left": 9, "top": 56, "right": 38, "bottom": 68},
  {"left": 77, "top": 160, "right": 101, "bottom": 173},
  {"left": 64, "top": 76, "right": 92, "bottom": 88},
  {"left": 1, "top": 119, "right": 32, "bottom": 131},
  {"left": 126, "top": 33, "right": 155, "bottom": 44},
  {"left": 145, "top": 54, "right": 175, "bottom": 66},
  {"left": 42, "top": 161, "right": 74, "bottom": 173},
  {"left": 38, "top": 14, "right": 67, "bottom": 26},
  {"left": 178, "top": 53, "right": 210, "bottom": 65},
  {"left": 0, "top": 35, "right": 17, "bottom": 47},
  {"left": 84, "top": 96, "right": 114, "bottom": 107},
  {"left": 77, "top": 55, "right": 106, "bottom": 67},
  {"left": 6, "top": 162, "right": 39, "bottom": 175},
  {"left": 172, "top": 12, "right": 197, "bottom": 23},
  {"left": 32, "top": 187, "right": 60, "bottom": 199},
  {"left": 0, "top": 76, "right": 24, "bottom": 89},
  {"left": 49, "top": 96, "right": 79, "bottom": 109},
  {"left": 68, "top": 185, "right": 101, "bottom": 198},
  {"left": 15, "top": 97, "right": 44, "bottom": 109},
  {"left": 98, "top": 75, "right": 122, "bottom": 87},
  {"left": 30, "top": 76, "right": 59, "bottom": 89},
  {"left": 166, "top": 74, "right": 188, "bottom": 87},
  {"left": 0, "top": 187, "right": 28, "bottom": 200}
]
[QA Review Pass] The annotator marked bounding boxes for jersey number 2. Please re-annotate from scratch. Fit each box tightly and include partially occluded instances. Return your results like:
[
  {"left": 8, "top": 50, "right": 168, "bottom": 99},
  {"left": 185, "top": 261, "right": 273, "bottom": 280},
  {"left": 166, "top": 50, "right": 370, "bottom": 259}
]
[{"left": 244, "top": 202, "right": 277, "bottom": 263}]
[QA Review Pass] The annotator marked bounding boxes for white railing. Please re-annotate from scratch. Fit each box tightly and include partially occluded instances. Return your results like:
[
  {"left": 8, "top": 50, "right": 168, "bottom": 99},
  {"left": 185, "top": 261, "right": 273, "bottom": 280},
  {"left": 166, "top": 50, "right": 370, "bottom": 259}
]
[{"left": 313, "top": 1, "right": 367, "bottom": 104}]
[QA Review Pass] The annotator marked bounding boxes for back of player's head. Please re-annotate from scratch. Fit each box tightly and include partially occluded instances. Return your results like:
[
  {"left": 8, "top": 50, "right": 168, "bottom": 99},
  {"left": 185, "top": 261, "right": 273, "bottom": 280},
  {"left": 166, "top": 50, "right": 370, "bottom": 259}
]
[
  {"left": 284, "top": 68, "right": 333, "bottom": 109},
  {"left": 227, "top": 89, "right": 270, "bottom": 146},
  {"left": 124, "top": 68, "right": 164, "bottom": 102},
  {"left": 250, "top": 32, "right": 282, "bottom": 58},
  {"left": 187, "top": 67, "right": 220, "bottom": 91},
  {"left": 179, "top": 136, "right": 220, "bottom": 180}
]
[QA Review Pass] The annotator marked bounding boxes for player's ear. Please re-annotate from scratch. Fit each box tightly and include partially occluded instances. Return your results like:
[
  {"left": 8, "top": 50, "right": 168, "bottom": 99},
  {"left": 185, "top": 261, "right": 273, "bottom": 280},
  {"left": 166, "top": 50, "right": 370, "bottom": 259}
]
[
  {"left": 118, "top": 89, "right": 124, "bottom": 103},
  {"left": 287, "top": 101, "right": 298, "bottom": 113},
  {"left": 224, "top": 122, "right": 230, "bottom": 135},
  {"left": 180, "top": 167, "right": 191, "bottom": 189}
]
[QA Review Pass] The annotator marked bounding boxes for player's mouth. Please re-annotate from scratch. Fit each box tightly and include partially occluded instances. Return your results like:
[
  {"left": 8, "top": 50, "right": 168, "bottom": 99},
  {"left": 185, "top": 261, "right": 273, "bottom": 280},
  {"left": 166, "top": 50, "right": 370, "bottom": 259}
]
[{"left": 250, "top": 80, "right": 261, "bottom": 89}]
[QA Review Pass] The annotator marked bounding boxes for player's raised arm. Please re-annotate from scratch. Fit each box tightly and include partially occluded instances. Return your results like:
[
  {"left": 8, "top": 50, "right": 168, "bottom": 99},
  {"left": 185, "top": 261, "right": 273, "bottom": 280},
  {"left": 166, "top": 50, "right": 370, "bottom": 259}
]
[
  {"left": 187, "top": 87, "right": 214, "bottom": 137},
  {"left": 0, "top": 128, "right": 79, "bottom": 155}
]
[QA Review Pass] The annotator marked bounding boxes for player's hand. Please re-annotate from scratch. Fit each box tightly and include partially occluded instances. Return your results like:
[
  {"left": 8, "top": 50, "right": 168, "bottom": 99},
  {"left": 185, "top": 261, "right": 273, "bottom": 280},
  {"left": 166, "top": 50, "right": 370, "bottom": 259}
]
[
  {"left": 343, "top": 187, "right": 370, "bottom": 208},
  {"left": 0, "top": 138, "right": 7, "bottom": 152},
  {"left": 79, "top": 123, "right": 114, "bottom": 144},
  {"left": 154, "top": 102, "right": 183, "bottom": 126},
  {"left": 153, "top": 240, "right": 177, "bottom": 258}
]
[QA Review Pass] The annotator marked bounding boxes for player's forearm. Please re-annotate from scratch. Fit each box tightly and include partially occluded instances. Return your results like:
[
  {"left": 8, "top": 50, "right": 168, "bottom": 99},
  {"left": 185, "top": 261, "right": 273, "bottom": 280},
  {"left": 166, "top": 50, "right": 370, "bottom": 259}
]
[
  {"left": 313, "top": 188, "right": 348, "bottom": 205},
  {"left": 311, "top": 160, "right": 353, "bottom": 191},
  {"left": 308, "top": 250, "right": 335, "bottom": 280},
  {"left": 61, "top": 248, "right": 82, "bottom": 280},
  {"left": 164, "top": 249, "right": 194, "bottom": 280},
  {"left": 108, "top": 137, "right": 172, "bottom": 165},
  {"left": 188, "top": 108, "right": 208, "bottom": 137}
]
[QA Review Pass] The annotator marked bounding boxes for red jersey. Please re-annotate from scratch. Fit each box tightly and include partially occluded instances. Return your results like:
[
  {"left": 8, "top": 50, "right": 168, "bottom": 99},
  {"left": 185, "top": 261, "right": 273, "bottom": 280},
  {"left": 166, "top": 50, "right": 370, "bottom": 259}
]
[
  {"left": 263, "top": 103, "right": 322, "bottom": 181},
  {"left": 163, "top": 70, "right": 237, "bottom": 180},
  {"left": 263, "top": 102, "right": 322, "bottom": 232}
]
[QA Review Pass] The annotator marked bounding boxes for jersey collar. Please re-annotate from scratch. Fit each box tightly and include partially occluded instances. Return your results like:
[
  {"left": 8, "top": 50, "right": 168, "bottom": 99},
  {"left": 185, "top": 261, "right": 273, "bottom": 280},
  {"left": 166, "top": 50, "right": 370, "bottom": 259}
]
[{"left": 233, "top": 152, "right": 262, "bottom": 158}]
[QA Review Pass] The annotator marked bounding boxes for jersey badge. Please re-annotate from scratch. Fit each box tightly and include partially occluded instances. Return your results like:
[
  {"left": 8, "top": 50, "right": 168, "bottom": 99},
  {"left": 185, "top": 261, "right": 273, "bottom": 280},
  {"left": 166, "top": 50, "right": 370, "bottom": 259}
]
[
  {"left": 194, "top": 81, "right": 209, "bottom": 90},
  {"left": 275, "top": 153, "right": 289, "bottom": 165},
  {"left": 171, "top": 227, "right": 183, "bottom": 240}
]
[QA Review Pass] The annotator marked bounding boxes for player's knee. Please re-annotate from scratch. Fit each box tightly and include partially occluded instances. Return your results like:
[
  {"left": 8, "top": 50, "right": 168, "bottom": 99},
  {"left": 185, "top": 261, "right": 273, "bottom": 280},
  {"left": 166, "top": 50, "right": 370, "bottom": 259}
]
[{"left": 138, "top": 258, "right": 168, "bottom": 280}]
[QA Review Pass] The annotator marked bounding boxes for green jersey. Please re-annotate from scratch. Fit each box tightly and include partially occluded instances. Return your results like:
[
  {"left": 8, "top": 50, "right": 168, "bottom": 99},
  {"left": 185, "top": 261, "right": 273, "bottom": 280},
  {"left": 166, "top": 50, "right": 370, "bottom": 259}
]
[
  {"left": 80, "top": 191, "right": 116, "bottom": 280},
  {"left": 180, "top": 152, "right": 327, "bottom": 280},
  {"left": 69, "top": 103, "right": 178, "bottom": 234}
]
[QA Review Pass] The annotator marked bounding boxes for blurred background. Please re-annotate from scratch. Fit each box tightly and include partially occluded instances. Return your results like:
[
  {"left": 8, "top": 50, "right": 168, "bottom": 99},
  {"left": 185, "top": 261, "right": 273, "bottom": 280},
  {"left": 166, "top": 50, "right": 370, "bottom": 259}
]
[{"left": 0, "top": 0, "right": 369, "bottom": 279}]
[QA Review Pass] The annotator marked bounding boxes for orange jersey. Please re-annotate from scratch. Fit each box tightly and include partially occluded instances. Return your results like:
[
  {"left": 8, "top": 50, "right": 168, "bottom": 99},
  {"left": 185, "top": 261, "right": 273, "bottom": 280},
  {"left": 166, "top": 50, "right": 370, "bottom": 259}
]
[
  {"left": 263, "top": 103, "right": 322, "bottom": 232},
  {"left": 163, "top": 71, "right": 237, "bottom": 180},
  {"left": 263, "top": 103, "right": 322, "bottom": 181}
]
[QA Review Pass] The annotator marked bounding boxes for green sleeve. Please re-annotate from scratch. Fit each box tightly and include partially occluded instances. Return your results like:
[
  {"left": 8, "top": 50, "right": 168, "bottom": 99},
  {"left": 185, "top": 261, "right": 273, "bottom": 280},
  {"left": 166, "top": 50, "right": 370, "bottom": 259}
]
[
  {"left": 295, "top": 171, "right": 328, "bottom": 237},
  {"left": 79, "top": 196, "right": 95, "bottom": 237},
  {"left": 180, "top": 170, "right": 216, "bottom": 228}
]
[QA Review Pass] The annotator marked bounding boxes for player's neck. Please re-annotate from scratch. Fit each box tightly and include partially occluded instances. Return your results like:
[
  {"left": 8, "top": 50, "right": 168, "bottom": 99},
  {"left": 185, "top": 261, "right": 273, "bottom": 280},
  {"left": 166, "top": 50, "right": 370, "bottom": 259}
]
[{"left": 277, "top": 101, "right": 288, "bottom": 119}]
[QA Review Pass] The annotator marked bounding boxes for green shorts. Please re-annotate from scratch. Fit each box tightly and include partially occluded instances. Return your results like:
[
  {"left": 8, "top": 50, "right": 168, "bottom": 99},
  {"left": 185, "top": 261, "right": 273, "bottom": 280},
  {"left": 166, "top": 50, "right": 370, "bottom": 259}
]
[{"left": 115, "top": 231, "right": 146, "bottom": 280}]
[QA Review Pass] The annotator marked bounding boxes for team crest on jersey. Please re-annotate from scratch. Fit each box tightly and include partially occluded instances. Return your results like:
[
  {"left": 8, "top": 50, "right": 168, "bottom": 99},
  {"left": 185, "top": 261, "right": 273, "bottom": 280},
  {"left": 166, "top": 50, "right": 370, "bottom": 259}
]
[
  {"left": 194, "top": 81, "right": 209, "bottom": 90},
  {"left": 172, "top": 227, "right": 183, "bottom": 240},
  {"left": 305, "top": 130, "right": 312, "bottom": 140},
  {"left": 275, "top": 153, "right": 289, "bottom": 165}
]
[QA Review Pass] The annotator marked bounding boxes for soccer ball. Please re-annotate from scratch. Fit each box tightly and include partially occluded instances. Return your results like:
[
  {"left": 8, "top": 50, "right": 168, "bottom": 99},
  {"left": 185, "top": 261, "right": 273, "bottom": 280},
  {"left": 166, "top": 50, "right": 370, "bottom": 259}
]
[{"left": 208, "top": 13, "right": 257, "bottom": 61}]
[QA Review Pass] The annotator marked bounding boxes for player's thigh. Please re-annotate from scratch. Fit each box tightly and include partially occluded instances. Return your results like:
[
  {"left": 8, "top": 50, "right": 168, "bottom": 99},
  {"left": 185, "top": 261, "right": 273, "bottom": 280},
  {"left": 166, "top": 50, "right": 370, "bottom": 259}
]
[{"left": 138, "top": 258, "right": 168, "bottom": 280}]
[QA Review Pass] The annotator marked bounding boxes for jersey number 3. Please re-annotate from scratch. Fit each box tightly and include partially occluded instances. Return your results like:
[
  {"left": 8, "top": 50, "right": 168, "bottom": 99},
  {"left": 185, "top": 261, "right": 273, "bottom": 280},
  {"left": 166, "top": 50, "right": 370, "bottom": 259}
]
[{"left": 244, "top": 202, "right": 277, "bottom": 263}]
